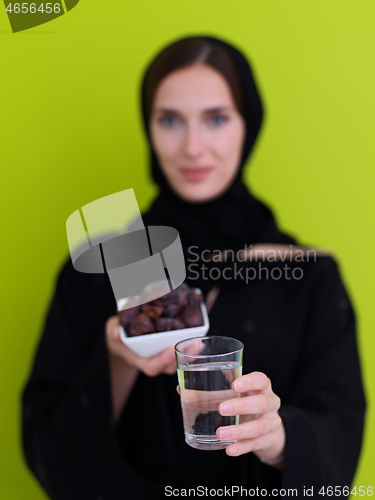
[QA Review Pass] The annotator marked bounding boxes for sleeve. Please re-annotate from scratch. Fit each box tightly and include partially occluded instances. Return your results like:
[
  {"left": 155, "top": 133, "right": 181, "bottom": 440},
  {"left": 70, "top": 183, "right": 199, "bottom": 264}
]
[
  {"left": 278, "top": 257, "right": 366, "bottom": 496},
  {"left": 21, "top": 260, "right": 165, "bottom": 500}
]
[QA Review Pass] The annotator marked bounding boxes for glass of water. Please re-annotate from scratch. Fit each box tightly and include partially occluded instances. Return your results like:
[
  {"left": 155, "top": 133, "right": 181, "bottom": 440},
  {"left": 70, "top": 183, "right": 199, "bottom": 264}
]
[{"left": 175, "top": 336, "right": 244, "bottom": 451}]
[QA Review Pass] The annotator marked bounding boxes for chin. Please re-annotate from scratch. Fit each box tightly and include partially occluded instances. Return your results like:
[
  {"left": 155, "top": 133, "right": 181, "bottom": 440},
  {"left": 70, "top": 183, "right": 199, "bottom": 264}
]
[{"left": 175, "top": 185, "right": 222, "bottom": 204}]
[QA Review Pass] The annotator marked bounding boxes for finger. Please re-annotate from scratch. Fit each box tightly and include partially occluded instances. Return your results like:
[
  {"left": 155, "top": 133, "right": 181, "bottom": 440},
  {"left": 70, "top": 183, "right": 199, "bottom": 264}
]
[
  {"left": 176, "top": 385, "right": 181, "bottom": 395},
  {"left": 225, "top": 432, "right": 277, "bottom": 457},
  {"left": 108, "top": 332, "right": 175, "bottom": 373},
  {"left": 205, "top": 285, "right": 220, "bottom": 314},
  {"left": 162, "top": 359, "right": 178, "bottom": 375},
  {"left": 142, "top": 345, "right": 175, "bottom": 364},
  {"left": 232, "top": 372, "right": 271, "bottom": 394},
  {"left": 139, "top": 346, "right": 176, "bottom": 377},
  {"left": 178, "top": 339, "right": 206, "bottom": 356},
  {"left": 156, "top": 346, "right": 176, "bottom": 367},
  {"left": 216, "top": 414, "right": 278, "bottom": 442},
  {"left": 219, "top": 393, "right": 280, "bottom": 416}
]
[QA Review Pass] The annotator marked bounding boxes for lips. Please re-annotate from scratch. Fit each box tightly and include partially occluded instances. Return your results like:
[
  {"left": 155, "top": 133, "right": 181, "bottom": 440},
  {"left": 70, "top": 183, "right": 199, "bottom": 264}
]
[{"left": 180, "top": 167, "right": 212, "bottom": 182}]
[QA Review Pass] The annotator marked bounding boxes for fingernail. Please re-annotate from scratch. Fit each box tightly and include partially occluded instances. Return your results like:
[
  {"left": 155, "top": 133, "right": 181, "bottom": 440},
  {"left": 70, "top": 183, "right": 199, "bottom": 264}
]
[
  {"left": 234, "top": 380, "right": 244, "bottom": 391},
  {"left": 220, "top": 403, "right": 233, "bottom": 414},
  {"left": 219, "top": 428, "right": 231, "bottom": 439},
  {"left": 227, "top": 445, "right": 237, "bottom": 456}
]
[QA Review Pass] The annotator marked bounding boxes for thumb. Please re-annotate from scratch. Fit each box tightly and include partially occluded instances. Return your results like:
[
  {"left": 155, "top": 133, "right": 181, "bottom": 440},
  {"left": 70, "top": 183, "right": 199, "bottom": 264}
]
[{"left": 106, "top": 318, "right": 120, "bottom": 340}]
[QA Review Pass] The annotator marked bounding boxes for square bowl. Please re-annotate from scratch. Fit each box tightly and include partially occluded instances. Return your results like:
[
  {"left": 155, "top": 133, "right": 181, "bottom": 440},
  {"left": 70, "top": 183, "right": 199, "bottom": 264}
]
[{"left": 119, "top": 301, "right": 209, "bottom": 358}]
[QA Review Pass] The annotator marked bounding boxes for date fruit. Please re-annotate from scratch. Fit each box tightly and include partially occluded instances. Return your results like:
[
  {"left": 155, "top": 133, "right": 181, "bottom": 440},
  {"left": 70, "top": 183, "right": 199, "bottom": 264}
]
[
  {"left": 127, "top": 313, "right": 155, "bottom": 336},
  {"left": 155, "top": 317, "right": 186, "bottom": 332},
  {"left": 182, "top": 305, "right": 204, "bottom": 327},
  {"left": 163, "top": 303, "right": 181, "bottom": 318},
  {"left": 119, "top": 305, "right": 141, "bottom": 328},
  {"left": 142, "top": 304, "right": 164, "bottom": 319},
  {"left": 188, "top": 289, "right": 203, "bottom": 306},
  {"left": 121, "top": 283, "right": 205, "bottom": 336}
]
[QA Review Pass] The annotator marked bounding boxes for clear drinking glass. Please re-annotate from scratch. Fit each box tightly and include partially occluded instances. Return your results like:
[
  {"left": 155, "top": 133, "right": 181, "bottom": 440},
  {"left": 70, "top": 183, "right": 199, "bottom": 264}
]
[{"left": 175, "top": 336, "right": 244, "bottom": 451}]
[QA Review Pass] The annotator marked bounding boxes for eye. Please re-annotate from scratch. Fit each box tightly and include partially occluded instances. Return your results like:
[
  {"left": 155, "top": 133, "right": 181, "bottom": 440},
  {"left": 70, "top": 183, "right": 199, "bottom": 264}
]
[
  {"left": 208, "top": 115, "right": 229, "bottom": 126},
  {"left": 158, "top": 116, "right": 180, "bottom": 128}
]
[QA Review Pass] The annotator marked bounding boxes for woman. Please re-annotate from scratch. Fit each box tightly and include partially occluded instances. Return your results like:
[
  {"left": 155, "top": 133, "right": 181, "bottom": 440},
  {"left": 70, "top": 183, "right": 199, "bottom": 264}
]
[{"left": 22, "top": 36, "right": 366, "bottom": 499}]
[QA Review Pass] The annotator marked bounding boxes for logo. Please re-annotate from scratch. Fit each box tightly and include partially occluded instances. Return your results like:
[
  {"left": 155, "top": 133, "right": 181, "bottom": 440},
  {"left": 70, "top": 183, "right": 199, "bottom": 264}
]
[{"left": 66, "top": 189, "right": 186, "bottom": 311}]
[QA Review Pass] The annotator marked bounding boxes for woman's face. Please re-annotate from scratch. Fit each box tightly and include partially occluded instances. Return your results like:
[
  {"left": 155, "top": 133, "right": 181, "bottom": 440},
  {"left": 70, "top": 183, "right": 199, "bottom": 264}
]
[{"left": 149, "top": 64, "right": 246, "bottom": 203}]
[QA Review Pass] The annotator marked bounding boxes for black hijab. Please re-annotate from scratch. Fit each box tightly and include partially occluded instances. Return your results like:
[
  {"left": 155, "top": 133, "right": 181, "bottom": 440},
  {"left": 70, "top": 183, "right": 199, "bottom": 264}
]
[{"left": 140, "top": 35, "right": 297, "bottom": 294}]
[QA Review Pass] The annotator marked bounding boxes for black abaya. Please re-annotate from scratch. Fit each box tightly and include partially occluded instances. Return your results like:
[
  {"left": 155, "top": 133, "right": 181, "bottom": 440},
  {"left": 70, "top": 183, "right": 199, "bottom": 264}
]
[{"left": 22, "top": 256, "right": 365, "bottom": 499}]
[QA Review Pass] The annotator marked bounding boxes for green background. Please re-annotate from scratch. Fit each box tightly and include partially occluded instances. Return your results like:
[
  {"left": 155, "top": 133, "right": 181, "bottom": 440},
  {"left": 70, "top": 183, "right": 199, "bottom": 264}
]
[{"left": 1, "top": 0, "right": 374, "bottom": 497}]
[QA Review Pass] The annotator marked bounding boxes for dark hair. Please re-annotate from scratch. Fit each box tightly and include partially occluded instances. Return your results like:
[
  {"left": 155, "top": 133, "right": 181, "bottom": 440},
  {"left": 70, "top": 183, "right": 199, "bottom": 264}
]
[{"left": 143, "top": 37, "right": 245, "bottom": 125}]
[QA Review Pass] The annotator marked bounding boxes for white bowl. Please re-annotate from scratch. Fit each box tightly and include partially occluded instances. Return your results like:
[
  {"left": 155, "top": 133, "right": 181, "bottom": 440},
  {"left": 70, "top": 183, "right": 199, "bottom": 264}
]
[{"left": 119, "top": 301, "right": 209, "bottom": 357}]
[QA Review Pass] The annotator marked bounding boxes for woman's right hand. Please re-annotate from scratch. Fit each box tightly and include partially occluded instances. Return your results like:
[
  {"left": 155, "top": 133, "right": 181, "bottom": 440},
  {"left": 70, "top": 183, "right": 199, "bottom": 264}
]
[{"left": 105, "top": 315, "right": 177, "bottom": 377}]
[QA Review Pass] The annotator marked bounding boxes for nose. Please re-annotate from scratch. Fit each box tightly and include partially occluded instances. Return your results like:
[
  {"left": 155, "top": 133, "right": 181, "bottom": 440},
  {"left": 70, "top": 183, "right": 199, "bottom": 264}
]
[{"left": 182, "top": 121, "right": 204, "bottom": 159}]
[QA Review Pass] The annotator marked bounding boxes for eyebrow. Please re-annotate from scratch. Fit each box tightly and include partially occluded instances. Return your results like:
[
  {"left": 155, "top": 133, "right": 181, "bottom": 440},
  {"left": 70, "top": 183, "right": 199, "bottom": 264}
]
[{"left": 153, "top": 105, "right": 234, "bottom": 115}]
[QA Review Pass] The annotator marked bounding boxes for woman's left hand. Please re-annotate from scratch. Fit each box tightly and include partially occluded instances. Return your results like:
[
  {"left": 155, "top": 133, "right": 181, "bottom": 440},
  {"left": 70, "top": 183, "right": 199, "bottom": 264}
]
[{"left": 216, "top": 371, "right": 285, "bottom": 466}]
